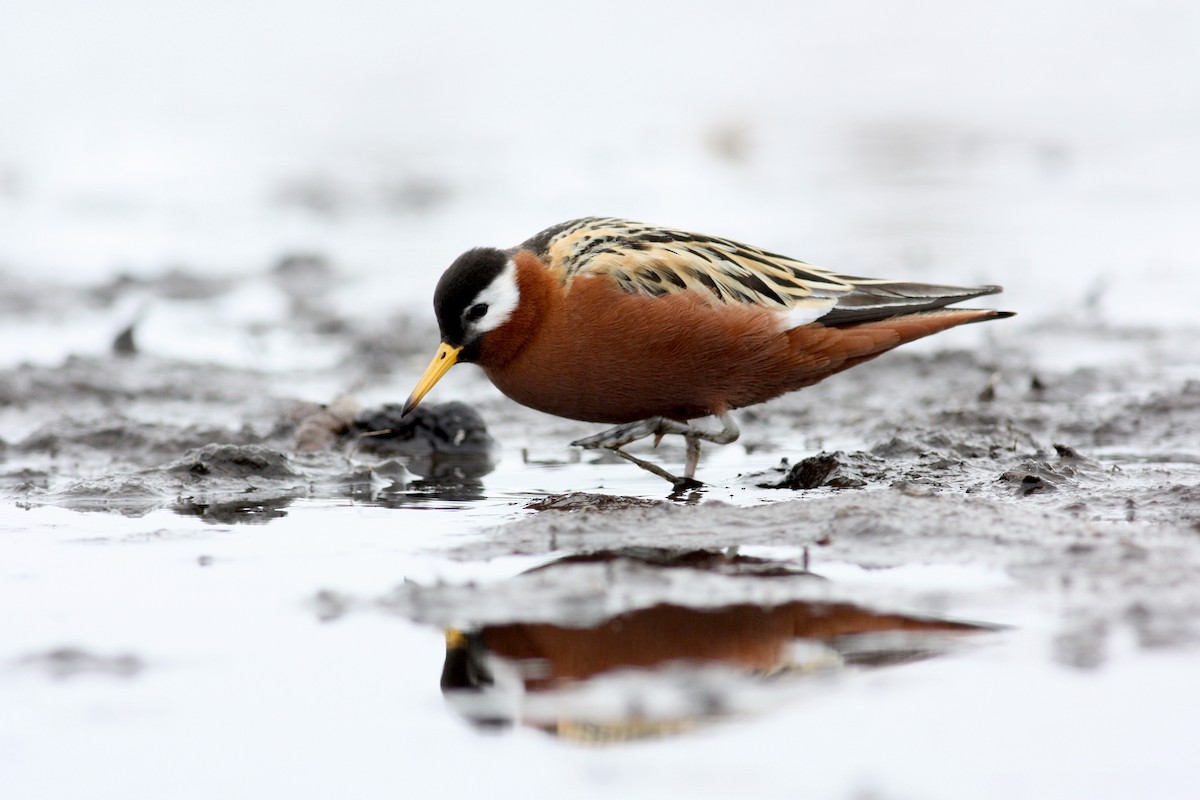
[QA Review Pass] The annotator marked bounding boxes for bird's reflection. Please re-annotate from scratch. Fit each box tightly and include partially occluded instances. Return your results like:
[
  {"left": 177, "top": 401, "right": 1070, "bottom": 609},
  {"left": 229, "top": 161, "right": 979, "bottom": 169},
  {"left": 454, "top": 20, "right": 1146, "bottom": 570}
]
[{"left": 436, "top": 549, "right": 992, "bottom": 742}]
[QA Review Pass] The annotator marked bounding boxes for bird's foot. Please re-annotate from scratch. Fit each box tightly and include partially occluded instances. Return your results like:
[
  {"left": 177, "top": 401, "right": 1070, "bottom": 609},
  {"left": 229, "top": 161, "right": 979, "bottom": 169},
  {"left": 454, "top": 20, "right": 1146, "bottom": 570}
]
[
  {"left": 571, "top": 413, "right": 740, "bottom": 484},
  {"left": 571, "top": 417, "right": 685, "bottom": 451}
]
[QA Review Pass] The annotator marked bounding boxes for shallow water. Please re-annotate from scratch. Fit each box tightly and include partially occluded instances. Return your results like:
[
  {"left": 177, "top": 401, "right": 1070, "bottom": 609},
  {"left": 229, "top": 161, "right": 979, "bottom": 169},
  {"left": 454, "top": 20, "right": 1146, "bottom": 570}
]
[
  {"left": 4, "top": 2, "right": 1200, "bottom": 798},
  {"left": 4, "top": 336, "right": 1199, "bottom": 799}
]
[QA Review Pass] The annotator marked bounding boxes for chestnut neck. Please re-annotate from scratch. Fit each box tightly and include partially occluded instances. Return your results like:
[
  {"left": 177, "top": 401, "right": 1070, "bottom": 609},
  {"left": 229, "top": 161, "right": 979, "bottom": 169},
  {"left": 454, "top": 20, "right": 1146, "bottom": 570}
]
[{"left": 476, "top": 250, "right": 550, "bottom": 369}]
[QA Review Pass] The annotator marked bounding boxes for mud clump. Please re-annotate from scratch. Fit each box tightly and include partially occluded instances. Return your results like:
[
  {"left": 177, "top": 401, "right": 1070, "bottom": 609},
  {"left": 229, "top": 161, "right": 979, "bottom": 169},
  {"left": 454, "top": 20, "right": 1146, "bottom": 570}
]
[
  {"left": 0, "top": 467, "right": 49, "bottom": 495},
  {"left": 164, "top": 445, "right": 308, "bottom": 523},
  {"left": 760, "top": 451, "right": 883, "bottom": 490},
  {"left": 352, "top": 401, "right": 494, "bottom": 457},
  {"left": 999, "top": 464, "right": 1062, "bottom": 496},
  {"left": 170, "top": 444, "right": 301, "bottom": 480},
  {"left": 999, "top": 447, "right": 1098, "bottom": 497}
]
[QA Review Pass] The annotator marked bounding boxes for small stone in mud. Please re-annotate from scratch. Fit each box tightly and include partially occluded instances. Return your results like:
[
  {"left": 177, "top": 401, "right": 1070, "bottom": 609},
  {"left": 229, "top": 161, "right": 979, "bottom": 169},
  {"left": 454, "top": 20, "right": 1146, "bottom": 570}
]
[
  {"left": 170, "top": 443, "right": 301, "bottom": 480},
  {"left": 976, "top": 372, "right": 999, "bottom": 402},
  {"left": 112, "top": 321, "right": 137, "bottom": 356},
  {"left": 352, "top": 401, "right": 493, "bottom": 457}
]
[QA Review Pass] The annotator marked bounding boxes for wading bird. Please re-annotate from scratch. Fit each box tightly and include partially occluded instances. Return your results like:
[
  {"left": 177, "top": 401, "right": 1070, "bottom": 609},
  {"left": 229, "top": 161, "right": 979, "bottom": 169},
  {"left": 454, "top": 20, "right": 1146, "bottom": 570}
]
[{"left": 403, "top": 218, "right": 1011, "bottom": 486}]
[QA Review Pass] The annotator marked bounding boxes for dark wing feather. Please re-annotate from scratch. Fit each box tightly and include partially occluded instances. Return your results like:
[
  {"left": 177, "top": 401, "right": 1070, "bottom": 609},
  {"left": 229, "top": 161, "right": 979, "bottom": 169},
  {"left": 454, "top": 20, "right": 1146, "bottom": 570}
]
[{"left": 817, "top": 283, "right": 1005, "bottom": 327}]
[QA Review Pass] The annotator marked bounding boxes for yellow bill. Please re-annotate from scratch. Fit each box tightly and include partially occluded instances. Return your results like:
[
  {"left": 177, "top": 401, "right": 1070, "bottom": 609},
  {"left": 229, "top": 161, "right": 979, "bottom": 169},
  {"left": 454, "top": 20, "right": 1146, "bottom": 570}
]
[{"left": 402, "top": 342, "right": 463, "bottom": 416}]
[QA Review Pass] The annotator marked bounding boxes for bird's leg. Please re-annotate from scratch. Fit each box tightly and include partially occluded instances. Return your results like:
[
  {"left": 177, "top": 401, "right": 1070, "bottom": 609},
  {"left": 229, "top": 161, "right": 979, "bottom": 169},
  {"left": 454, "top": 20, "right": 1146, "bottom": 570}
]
[
  {"left": 609, "top": 448, "right": 690, "bottom": 485},
  {"left": 681, "top": 412, "right": 740, "bottom": 478},
  {"left": 572, "top": 412, "right": 740, "bottom": 484},
  {"left": 683, "top": 436, "right": 703, "bottom": 479}
]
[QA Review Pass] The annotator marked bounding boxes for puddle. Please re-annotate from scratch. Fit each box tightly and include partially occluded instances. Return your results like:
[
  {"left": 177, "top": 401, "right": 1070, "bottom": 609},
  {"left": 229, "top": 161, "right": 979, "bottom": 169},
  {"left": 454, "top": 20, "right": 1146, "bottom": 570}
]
[{"left": 385, "top": 549, "right": 995, "bottom": 741}]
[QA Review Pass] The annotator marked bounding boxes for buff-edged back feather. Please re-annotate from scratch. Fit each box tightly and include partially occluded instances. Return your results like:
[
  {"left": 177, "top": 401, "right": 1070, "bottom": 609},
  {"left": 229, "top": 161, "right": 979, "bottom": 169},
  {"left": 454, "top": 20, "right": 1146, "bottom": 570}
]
[{"left": 519, "top": 217, "right": 1003, "bottom": 327}]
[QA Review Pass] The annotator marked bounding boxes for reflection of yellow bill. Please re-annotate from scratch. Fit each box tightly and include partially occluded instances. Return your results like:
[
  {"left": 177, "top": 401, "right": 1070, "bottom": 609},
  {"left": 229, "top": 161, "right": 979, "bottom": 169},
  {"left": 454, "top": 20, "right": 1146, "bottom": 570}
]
[
  {"left": 444, "top": 628, "right": 467, "bottom": 649},
  {"left": 402, "top": 342, "right": 463, "bottom": 416}
]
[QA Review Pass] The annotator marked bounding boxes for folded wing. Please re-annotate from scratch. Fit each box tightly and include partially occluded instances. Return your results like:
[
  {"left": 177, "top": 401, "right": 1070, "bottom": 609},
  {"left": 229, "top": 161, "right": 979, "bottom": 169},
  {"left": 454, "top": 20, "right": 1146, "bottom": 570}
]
[{"left": 521, "top": 217, "right": 1003, "bottom": 328}]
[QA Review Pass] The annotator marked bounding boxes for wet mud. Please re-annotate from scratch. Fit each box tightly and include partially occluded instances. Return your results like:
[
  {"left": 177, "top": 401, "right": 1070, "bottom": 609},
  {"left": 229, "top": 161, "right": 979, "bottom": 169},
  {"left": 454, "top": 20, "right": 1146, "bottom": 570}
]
[{"left": 3, "top": 267, "right": 1200, "bottom": 744}]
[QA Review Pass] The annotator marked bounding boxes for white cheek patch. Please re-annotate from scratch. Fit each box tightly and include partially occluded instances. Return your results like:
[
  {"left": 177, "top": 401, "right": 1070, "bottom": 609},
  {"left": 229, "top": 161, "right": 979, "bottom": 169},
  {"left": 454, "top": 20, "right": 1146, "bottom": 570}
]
[
  {"left": 780, "top": 299, "right": 837, "bottom": 329},
  {"left": 470, "top": 258, "right": 520, "bottom": 334}
]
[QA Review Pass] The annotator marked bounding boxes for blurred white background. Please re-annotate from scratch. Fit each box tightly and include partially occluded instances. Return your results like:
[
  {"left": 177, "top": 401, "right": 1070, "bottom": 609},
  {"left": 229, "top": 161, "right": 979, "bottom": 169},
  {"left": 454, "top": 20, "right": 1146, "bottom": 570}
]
[{"left": 2, "top": 0, "right": 1198, "bottom": 356}]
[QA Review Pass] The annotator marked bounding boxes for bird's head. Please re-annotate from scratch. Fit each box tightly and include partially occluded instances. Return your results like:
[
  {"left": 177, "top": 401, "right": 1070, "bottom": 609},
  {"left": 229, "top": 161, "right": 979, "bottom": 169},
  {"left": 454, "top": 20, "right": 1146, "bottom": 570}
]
[{"left": 403, "top": 247, "right": 520, "bottom": 416}]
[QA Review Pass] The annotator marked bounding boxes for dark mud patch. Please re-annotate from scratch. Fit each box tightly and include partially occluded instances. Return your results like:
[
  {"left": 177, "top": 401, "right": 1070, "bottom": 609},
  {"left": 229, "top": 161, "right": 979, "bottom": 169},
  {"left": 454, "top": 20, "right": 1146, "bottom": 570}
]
[
  {"left": 526, "top": 492, "right": 666, "bottom": 512},
  {"left": 17, "top": 647, "right": 145, "bottom": 680},
  {"left": 169, "top": 444, "right": 302, "bottom": 480},
  {"left": 1, "top": 352, "right": 498, "bottom": 517}
]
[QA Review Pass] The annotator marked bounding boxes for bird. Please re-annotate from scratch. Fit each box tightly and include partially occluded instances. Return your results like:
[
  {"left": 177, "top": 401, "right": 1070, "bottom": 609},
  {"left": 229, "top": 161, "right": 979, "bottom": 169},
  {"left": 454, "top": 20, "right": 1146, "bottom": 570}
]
[{"left": 402, "top": 217, "right": 1013, "bottom": 487}]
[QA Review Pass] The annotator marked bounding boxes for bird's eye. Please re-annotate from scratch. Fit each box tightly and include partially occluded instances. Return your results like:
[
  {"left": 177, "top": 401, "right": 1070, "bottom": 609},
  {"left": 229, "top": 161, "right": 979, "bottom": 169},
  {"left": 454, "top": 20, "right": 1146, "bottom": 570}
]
[{"left": 466, "top": 303, "right": 489, "bottom": 320}]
